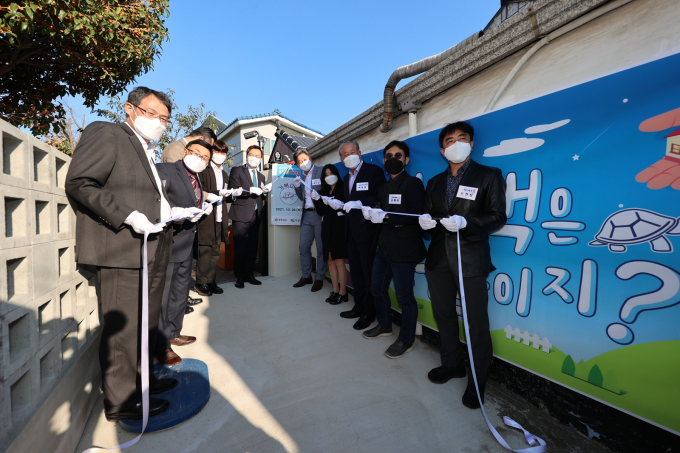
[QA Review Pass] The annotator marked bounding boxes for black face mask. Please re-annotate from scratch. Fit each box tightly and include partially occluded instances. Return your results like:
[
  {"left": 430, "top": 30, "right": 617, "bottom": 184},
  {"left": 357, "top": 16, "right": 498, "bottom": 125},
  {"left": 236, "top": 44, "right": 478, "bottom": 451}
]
[{"left": 384, "top": 158, "right": 404, "bottom": 175}]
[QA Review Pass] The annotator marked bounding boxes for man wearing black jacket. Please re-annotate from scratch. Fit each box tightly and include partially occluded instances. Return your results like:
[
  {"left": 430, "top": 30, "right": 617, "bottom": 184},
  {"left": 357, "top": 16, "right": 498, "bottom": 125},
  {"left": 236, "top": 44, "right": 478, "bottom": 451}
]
[
  {"left": 360, "top": 141, "right": 427, "bottom": 359},
  {"left": 419, "top": 122, "right": 506, "bottom": 409}
]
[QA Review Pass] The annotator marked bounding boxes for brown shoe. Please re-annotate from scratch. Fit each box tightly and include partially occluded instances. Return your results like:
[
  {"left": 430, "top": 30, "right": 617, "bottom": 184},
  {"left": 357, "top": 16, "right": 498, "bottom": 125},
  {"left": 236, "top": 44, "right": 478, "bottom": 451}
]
[
  {"left": 170, "top": 335, "right": 196, "bottom": 346},
  {"left": 156, "top": 348, "right": 182, "bottom": 366},
  {"left": 293, "top": 277, "right": 313, "bottom": 288},
  {"left": 311, "top": 279, "right": 324, "bottom": 292}
]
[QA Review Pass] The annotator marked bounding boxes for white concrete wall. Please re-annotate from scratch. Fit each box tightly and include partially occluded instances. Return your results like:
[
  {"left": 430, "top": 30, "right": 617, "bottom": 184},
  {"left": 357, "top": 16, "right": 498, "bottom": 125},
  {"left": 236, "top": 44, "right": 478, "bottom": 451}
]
[
  {"left": 0, "top": 119, "right": 101, "bottom": 452},
  {"left": 315, "top": 0, "right": 680, "bottom": 164}
]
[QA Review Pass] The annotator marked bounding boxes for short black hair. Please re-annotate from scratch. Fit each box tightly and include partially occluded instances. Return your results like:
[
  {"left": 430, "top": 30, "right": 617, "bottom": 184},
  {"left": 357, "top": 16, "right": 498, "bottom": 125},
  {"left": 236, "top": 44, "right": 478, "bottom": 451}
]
[
  {"left": 185, "top": 139, "right": 213, "bottom": 160},
  {"left": 320, "top": 164, "right": 341, "bottom": 195},
  {"left": 383, "top": 140, "right": 409, "bottom": 158},
  {"left": 438, "top": 121, "right": 474, "bottom": 148},
  {"left": 212, "top": 139, "right": 228, "bottom": 153},
  {"left": 127, "top": 86, "right": 173, "bottom": 116},
  {"left": 246, "top": 145, "right": 263, "bottom": 158},
  {"left": 189, "top": 126, "right": 217, "bottom": 142},
  {"left": 293, "top": 148, "right": 310, "bottom": 165}
]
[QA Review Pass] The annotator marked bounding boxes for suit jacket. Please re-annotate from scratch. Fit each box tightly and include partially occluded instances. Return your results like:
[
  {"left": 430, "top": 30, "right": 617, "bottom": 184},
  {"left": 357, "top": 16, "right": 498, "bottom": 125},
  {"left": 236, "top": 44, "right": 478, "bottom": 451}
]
[
  {"left": 65, "top": 121, "right": 173, "bottom": 269},
  {"left": 374, "top": 171, "right": 427, "bottom": 263},
  {"left": 161, "top": 139, "right": 186, "bottom": 163},
  {"left": 294, "top": 165, "right": 325, "bottom": 222},
  {"left": 343, "top": 161, "right": 386, "bottom": 243},
  {"left": 227, "top": 165, "right": 266, "bottom": 223},
  {"left": 422, "top": 159, "right": 507, "bottom": 277},
  {"left": 157, "top": 161, "right": 204, "bottom": 263},
  {"left": 197, "top": 164, "right": 231, "bottom": 245}
]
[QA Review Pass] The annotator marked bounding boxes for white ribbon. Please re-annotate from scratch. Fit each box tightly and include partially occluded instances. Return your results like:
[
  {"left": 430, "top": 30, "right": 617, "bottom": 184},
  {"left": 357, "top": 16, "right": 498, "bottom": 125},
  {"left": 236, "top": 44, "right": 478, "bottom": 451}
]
[{"left": 455, "top": 224, "right": 547, "bottom": 452}]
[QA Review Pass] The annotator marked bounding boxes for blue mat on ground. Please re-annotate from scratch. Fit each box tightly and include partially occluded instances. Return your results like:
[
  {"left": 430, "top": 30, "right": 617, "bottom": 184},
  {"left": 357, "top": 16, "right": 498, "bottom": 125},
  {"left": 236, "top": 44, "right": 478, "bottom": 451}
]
[{"left": 120, "top": 358, "right": 210, "bottom": 433}]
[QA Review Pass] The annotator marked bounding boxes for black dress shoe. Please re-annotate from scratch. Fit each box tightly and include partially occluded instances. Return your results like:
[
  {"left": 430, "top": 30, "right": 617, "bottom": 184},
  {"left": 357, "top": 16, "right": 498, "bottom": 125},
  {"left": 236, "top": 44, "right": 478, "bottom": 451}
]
[
  {"left": 384, "top": 340, "right": 414, "bottom": 359},
  {"left": 293, "top": 277, "right": 313, "bottom": 287},
  {"left": 235, "top": 278, "right": 245, "bottom": 289},
  {"left": 150, "top": 378, "right": 178, "bottom": 395},
  {"left": 325, "top": 291, "right": 337, "bottom": 303},
  {"left": 185, "top": 305, "right": 194, "bottom": 314},
  {"left": 207, "top": 282, "right": 223, "bottom": 294},
  {"left": 362, "top": 324, "right": 392, "bottom": 339},
  {"left": 105, "top": 397, "right": 170, "bottom": 421},
  {"left": 245, "top": 276, "right": 262, "bottom": 285},
  {"left": 353, "top": 313, "right": 375, "bottom": 330},
  {"left": 462, "top": 381, "right": 485, "bottom": 409},
  {"left": 428, "top": 365, "right": 466, "bottom": 384},
  {"left": 330, "top": 293, "right": 348, "bottom": 305},
  {"left": 340, "top": 305, "right": 362, "bottom": 319},
  {"left": 187, "top": 296, "right": 203, "bottom": 306},
  {"left": 194, "top": 284, "right": 212, "bottom": 297}
]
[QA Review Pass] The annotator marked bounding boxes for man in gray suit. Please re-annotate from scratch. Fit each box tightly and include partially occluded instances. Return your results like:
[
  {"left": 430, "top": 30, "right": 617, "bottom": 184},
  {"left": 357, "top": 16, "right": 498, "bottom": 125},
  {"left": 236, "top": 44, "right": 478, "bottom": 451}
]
[
  {"left": 161, "top": 126, "right": 217, "bottom": 163},
  {"left": 292, "top": 149, "right": 326, "bottom": 292},
  {"left": 65, "top": 87, "right": 194, "bottom": 421}
]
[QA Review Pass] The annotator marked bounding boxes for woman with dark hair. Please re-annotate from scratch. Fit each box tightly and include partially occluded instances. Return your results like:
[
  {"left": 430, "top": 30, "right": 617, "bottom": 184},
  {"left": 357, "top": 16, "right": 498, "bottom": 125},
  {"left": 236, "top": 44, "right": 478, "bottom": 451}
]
[{"left": 319, "top": 164, "right": 349, "bottom": 305}]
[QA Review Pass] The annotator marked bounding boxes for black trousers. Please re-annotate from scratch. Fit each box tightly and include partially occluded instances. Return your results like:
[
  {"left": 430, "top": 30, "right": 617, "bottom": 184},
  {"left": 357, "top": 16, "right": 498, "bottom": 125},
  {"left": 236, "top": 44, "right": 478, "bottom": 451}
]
[
  {"left": 426, "top": 254, "right": 493, "bottom": 385},
  {"left": 97, "top": 229, "right": 172, "bottom": 414},
  {"left": 347, "top": 233, "right": 376, "bottom": 316},
  {"left": 156, "top": 253, "right": 194, "bottom": 353},
  {"left": 196, "top": 222, "right": 222, "bottom": 285},
  {"left": 233, "top": 214, "right": 261, "bottom": 279}
]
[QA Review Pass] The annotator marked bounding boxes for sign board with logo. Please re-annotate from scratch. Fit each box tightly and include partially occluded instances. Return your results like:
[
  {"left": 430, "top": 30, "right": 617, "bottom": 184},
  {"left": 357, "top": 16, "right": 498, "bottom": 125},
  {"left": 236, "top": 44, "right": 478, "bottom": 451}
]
[{"left": 270, "top": 164, "right": 303, "bottom": 225}]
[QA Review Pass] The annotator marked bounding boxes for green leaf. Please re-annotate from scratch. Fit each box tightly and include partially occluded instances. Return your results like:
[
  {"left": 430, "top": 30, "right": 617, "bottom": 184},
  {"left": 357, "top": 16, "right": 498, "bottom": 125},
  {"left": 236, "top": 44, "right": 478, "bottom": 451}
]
[
  {"left": 20, "top": 20, "right": 28, "bottom": 31},
  {"left": 58, "top": 9, "right": 66, "bottom": 21},
  {"left": 9, "top": 3, "right": 18, "bottom": 14},
  {"left": 25, "top": 6, "right": 34, "bottom": 20}
]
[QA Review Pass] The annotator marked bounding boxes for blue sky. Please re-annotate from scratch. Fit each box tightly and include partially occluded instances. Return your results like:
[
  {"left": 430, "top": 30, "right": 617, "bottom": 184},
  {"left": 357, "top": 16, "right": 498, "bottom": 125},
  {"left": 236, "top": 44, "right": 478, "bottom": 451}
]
[{"left": 68, "top": 0, "right": 500, "bottom": 134}]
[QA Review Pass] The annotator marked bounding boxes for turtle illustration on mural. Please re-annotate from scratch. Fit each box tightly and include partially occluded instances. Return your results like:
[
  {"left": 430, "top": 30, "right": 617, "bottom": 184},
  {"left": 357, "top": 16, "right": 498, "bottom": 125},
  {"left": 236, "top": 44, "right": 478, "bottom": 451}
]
[{"left": 589, "top": 208, "right": 680, "bottom": 253}]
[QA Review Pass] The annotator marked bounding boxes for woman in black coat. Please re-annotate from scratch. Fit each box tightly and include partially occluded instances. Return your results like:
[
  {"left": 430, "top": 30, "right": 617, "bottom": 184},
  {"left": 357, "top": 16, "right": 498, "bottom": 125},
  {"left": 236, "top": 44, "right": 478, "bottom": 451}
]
[{"left": 319, "top": 164, "right": 349, "bottom": 305}]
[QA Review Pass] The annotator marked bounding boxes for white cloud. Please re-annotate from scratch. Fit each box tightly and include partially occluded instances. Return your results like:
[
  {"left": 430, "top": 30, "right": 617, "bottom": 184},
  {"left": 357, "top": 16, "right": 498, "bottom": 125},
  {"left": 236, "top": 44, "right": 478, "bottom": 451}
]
[
  {"left": 524, "top": 119, "right": 570, "bottom": 134},
  {"left": 483, "top": 138, "right": 545, "bottom": 157}
]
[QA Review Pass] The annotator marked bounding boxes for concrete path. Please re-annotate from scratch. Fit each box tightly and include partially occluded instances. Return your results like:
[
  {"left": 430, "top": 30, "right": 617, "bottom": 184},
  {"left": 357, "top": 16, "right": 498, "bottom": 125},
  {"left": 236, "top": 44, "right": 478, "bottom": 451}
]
[{"left": 76, "top": 272, "right": 601, "bottom": 453}]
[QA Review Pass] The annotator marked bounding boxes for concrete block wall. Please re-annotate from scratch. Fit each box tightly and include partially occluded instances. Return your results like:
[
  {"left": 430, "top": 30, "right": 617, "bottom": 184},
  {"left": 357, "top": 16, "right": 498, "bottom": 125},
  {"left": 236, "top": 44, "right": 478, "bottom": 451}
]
[{"left": 0, "top": 119, "right": 101, "bottom": 452}]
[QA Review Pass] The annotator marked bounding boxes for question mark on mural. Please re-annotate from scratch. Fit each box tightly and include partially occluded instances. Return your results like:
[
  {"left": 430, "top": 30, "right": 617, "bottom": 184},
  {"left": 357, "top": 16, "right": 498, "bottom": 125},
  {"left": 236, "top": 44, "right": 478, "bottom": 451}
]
[{"left": 607, "top": 261, "right": 680, "bottom": 345}]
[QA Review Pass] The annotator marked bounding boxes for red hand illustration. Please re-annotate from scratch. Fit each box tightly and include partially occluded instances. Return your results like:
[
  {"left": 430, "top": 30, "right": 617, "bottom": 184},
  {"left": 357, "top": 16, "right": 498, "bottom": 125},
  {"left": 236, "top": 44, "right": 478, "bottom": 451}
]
[{"left": 636, "top": 156, "right": 680, "bottom": 190}]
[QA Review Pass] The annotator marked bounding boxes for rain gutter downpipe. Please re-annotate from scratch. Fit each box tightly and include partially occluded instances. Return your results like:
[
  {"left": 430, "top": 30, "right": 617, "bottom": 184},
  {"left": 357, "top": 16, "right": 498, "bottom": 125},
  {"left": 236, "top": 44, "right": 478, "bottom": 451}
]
[{"left": 380, "top": 32, "right": 482, "bottom": 133}]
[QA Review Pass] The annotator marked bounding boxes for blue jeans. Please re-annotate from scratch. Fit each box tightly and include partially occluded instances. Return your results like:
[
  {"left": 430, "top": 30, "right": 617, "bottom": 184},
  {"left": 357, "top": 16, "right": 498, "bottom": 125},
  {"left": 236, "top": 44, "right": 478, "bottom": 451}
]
[{"left": 371, "top": 246, "right": 419, "bottom": 344}]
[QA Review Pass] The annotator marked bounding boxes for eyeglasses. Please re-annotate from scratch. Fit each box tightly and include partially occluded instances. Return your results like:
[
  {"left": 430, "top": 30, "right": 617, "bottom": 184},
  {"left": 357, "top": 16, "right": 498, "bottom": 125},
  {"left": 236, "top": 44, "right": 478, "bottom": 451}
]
[
  {"left": 385, "top": 152, "right": 404, "bottom": 160},
  {"left": 132, "top": 104, "right": 172, "bottom": 126},
  {"left": 186, "top": 148, "right": 210, "bottom": 164}
]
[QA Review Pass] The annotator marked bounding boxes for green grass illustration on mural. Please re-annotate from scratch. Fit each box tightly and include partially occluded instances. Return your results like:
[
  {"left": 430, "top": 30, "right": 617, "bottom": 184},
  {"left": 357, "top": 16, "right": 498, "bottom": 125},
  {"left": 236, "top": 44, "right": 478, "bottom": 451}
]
[{"left": 561, "top": 355, "right": 624, "bottom": 395}]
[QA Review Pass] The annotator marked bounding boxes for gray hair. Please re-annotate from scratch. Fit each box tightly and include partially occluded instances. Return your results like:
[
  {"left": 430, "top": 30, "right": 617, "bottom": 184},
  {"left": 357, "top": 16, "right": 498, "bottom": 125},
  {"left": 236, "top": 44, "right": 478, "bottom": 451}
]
[{"left": 338, "top": 140, "right": 360, "bottom": 158}]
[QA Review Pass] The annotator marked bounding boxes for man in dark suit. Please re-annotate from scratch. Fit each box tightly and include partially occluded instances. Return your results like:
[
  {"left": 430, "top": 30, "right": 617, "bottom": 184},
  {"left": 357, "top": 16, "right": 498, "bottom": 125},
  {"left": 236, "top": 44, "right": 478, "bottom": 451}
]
[
  {"left": 292, "top": 149, "right": 326, "bottom": 292},
  {"left": 65, "top": 87, "right": 185, "bottom": 421},
  {"left": 360, "top": 140, "right": 427, "bottom": 359},
  {"left": 334, "top": 140, "right": 386, "bottom": 330},
  {"left": 418, "top": 121, "right": 506, "bottom": 409},
  {"left": 228, "top": 145, "right": 271, "bottom": 288},
  {"left": 155, "top": 140, "right": 214, "bottom": 366}
]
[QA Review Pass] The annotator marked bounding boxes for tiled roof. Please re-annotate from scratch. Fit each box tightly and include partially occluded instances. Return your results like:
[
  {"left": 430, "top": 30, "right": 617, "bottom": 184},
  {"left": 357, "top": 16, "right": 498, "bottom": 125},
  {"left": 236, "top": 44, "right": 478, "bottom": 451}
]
[
  {"left": 217, "top": 109, "right": 325, "bottom": 136},
  {"left": 275, "top": 130, "right": 318, "bottom": 153}
]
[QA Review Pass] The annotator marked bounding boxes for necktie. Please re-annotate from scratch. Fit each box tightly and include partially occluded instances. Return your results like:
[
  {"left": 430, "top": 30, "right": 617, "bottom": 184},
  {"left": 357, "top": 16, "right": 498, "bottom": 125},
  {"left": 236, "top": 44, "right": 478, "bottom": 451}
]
[
  {"left": 190, "top": 174, "right": 200, "bottom": 207},
  {"left": 252, "top": 169, "right": 258, "bottom": 211}
]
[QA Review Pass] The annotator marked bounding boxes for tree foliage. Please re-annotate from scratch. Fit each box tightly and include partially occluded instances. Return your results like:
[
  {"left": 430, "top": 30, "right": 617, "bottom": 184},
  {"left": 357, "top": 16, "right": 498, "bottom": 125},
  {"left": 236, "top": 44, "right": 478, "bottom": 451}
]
[
  {"left": 0, "top": 0, "right": 170, "bottom": 135},
  {"left": 43, "top": 103, "right": 85, "bottom": 155}
]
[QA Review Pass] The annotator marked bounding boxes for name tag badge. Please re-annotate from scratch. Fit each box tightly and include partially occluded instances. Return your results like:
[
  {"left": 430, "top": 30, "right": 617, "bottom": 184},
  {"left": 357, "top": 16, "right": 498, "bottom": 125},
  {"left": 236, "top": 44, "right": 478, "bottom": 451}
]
[
  {"left": 456, "top": 185, "right": 478, "bottom": 200},
  {"left": 356, "top": 182, "right": 369, "bottom": 191},
  {"left": 337, "top": 211, "right": 345, "bottom": 216},
  {"left": 388, "top": 194, "right": 402, "bottom": 205},
  {"left": 312, "top": 178, "right": 321, "bottom": 186}
]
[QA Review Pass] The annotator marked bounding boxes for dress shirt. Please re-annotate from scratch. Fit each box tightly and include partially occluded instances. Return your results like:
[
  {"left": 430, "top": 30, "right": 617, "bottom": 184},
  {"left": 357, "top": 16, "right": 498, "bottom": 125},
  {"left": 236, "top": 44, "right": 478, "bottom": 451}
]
[
  {"left": 124, "top": 122, "right": 171, "bottom": 221},
  {"left": 445, "top": 158, "right": 471, "bottom": 208},
  {"left": 348, "top": 160, "right": 364, "bottom": 194},
  {"left": 211, "top": 161, "right": 224, "bottom": 223},
  {"left": 304, "top": 165, "right": 315, "bottom": 209}
]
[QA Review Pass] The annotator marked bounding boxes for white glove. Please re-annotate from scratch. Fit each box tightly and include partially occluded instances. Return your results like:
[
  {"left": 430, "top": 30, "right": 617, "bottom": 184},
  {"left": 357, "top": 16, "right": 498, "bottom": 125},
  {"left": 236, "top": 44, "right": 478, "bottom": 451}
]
[
  {"left": 361, "top": 206, "right": 373, "bottom": 220},
  {"left": 231, "top": 187, "right": 244, "bottom": 197},
  {"left": 125, "top": 211, "right": 164, "bottom": 234},
  {"left": 170, "top": 207, "right": 196, "bottom": 223},
  {"left": 202, "top": 202, "right": 214, "bottom": 216},
  {"left": 261, "top": 182, "right": 273, "bottom": 193},
  {"left": 249, "top": 187, "right": 263, "bottom": 196},
  {"left": 311, "top": 190, "right": 320, "bottom": 201},
  {"left": 219, "top": 188, "right": 233, "bottom": 197},
  {"left": 189, "top": 204, "right": 211, "bottom": 223},
  {"left": 419, "top": 213, "right": 437, "bottom": 230},
  {"left": 321, "top": 196, "right": 331, "bottom": 205},
  {"left": 293, "top": 176, "right": 301, "bottom": 188},
  {"left": 328, "top": 199, "right": 345, "bottom": 211},
  {"left": 440, "top": 215, "right": 467, "bottom": 232},
  {"left": 206, "top": 192, "right": 221, "bottom": 203},
  {"left": 370, "top": 209, "right": 387, "bottom": 224},
  {"left": 343, "top": 200, "right": 362, "bottom": 213}
]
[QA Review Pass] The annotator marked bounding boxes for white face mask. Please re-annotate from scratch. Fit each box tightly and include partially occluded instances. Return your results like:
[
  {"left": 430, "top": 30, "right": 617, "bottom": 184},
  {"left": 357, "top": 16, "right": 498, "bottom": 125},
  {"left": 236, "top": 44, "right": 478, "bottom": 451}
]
[
  {"left": 298, "top": 159, "right": 312, "bottom": 172},
  {"left": 183, "top": 154, "right": 207, "bottom": 173},
  {"left": 343, "top": 154, "right": 361, "bottom": 169},
  {"left": 131, "top": 108, "right": 166, "bottom": 141},
  {"left": 325, "top": 175, "right": 338, "bottom": 185},
  {"left": 247, "top": 156, "right": 261, "bottom": 168},
  {"left": 444, "top": 141, "right": 472, "bottom": 163},
  {"left": 212, "top": 153, "right": 227, "bottom": 165}
]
